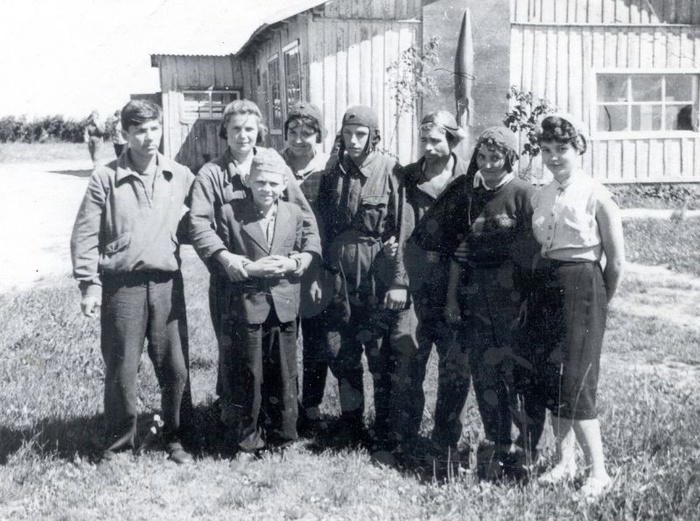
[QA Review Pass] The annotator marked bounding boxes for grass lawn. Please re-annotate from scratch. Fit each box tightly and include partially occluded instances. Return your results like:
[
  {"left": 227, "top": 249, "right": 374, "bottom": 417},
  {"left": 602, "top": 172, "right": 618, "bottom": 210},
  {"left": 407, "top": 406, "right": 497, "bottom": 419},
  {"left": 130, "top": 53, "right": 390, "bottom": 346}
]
[
  {"left": 1, "top": 224, "right": 700, "bottom": 519},
  {"left": 624, "top": 216, "right": 700, "bottom": 277}
]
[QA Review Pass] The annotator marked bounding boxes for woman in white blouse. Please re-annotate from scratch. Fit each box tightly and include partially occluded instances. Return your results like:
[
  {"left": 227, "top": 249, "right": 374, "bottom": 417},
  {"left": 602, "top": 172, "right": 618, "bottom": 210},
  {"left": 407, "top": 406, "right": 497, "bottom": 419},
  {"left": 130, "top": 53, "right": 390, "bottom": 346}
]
[{"left": 525, "top": 114, "right": 624, "bottom": 499}]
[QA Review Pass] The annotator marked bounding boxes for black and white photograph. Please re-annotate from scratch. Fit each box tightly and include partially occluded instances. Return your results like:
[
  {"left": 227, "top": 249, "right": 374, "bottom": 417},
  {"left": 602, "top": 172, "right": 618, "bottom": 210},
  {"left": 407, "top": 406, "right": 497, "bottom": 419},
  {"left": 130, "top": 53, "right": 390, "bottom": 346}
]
[{"left": 1, "top": 0, "right": 699, "bottom": 519}]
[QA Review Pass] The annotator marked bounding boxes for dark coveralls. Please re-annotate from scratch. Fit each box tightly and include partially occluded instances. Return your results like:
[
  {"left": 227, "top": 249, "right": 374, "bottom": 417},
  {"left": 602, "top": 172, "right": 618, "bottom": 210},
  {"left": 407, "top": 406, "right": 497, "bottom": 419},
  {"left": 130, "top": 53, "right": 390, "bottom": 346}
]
[
  {"left": 318, "top": 150, "right": 417, "bottom": 445},
  {"left": 401, "top": 153, "right": 472, "bottom": 451}
]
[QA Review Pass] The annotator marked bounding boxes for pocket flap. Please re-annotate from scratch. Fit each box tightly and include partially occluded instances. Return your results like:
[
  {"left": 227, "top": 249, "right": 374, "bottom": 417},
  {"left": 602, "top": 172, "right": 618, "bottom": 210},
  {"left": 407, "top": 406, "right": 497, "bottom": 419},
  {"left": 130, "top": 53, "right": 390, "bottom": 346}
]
[{"left": 104, "top": 233, "right": 131, "bottom": 255}]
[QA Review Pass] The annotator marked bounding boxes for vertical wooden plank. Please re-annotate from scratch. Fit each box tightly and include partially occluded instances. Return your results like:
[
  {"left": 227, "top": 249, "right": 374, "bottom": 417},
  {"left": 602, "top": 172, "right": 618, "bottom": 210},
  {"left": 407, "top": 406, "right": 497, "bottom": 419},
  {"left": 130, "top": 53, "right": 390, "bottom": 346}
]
[
  {"left": 531, "top": 28, "right": 546, "bottom": 97},
  {"left": 307, "top": 18, "right": 324, "bottom": 119},
  {"left": 666, "top": 27, "right": 681, "bottom": 69},
  {"left": 608, "top": 140, "right": 624, "bottom": 182},
  {"left": 680, "top": 138, "right": 697, "bottom": 178},
  {"left": 621, "top": 140, "right": 636, "bottom": 180},
  {"left": 665, "top": 139, "right": 682, "bottom": 179},
  {"left": 545, "top": 27, "right": 557, "bottom": 106},
  {"left": 616, "top": 27, "right": 628, "bottom": 67},
  {"left": 323, "top": 21, "right": 338, "bottom": 142},
  {"left": 521, "top": 27, "right": 535, "bottom": 93},
  {"left": 383, "top": 22, "right": 399, "bottom": 153},
  {"left": 694, "top": 26, "right": 700, "bottom": 67},
  {"left": 602, "top": 0, "right": 616, "bottom": 23},
  {"left": 540, "top": 0, "right": 555, "bottom": 22},
  {"left": 514, "top": 0, "right": 529, "bottom": 23},
  {"left": 652, "top": 28, "right": 666, "bottom": 68},
  {"left": 640, "top": 31, "right": 655, "bottom": 68},
  {"left": 648, "top": 139, "right": 664, "bottom": 180},
  {"left": 371, "top": 22, "right": 385, "bottom": 135},
  {"left": 396, "top": 22, "right": 416, "bottom": 163},
  {"left": 568, "top": 27, "right": 583, "bottom": 117},
  {"left": 336, "top": 21, "right": 348, "bottom": 124},
  {"left": 679, "top": 27, "right": 694, "bottom": 68},
  {"left": 324, "top": 0, "right": 338, "bottom": 18},
  {"left": 629, "top": 0, "right": 641, "bottom": 24},
  {"left": 359, "top": 25, "right": 372, "bottom": 106},
  {"left": 627, "top": 29, "right": 640, "bottom": 68},
  {"left": 580, "top": 28, "right": 593, "bottom": 121},
  {"left": 604, "top": 27, "right": 617, "bottom": 68},
  {"left": 556, "top": 27, "right": 568, "bottom": 111},
  {"left": 510, "top": 26, "right": 524, "bottom": 93},
  {"left": 592, "top": 27, "right": 605, "bottom": 69},
  {"left": 347, "top": 20, "right": 361, "bottom": 107},
  {"left": 634, "top": 139, "right": 649, "bottom": 180},
  {"left": 575, "top": 0, "right": 588, "bottom": 25},
  {"left": 677, "top": 0, "right": 691, "bottom": 24},
  {"left": 553, "top": 0, "right": 569, "bottom": 22}
]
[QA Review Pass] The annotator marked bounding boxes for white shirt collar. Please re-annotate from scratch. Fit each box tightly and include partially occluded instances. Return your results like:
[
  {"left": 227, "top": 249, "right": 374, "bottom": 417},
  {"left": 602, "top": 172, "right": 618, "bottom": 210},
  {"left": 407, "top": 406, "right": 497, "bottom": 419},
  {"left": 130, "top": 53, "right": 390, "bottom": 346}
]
[{"left": 473, "top": 171, "right": 515, "bottom": 191}]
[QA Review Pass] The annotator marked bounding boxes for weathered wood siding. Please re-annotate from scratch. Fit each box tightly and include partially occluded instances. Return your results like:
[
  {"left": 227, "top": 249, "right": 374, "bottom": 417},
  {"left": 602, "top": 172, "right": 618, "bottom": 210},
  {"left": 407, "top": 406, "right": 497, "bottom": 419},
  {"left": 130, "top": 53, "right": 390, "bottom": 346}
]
[
  {"left": 242, "top": 0, "right": 423, "bottom": 162},
  {"left": 156, "top": 55, "right": 246, "bottom": 170},
  {"left": 511, "top": 0, "right": 700, "bottom": 183}
]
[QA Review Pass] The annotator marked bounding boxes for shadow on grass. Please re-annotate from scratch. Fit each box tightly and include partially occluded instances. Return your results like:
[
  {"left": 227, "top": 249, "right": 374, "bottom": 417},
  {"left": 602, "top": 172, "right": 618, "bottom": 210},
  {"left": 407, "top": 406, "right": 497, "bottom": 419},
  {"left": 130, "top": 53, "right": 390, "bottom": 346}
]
[
  {"left": 0, "top": 401, "right": 227, "bottom": 465},
  {"left": 48, "top": 169, "right": 93, "bottom": 178}
]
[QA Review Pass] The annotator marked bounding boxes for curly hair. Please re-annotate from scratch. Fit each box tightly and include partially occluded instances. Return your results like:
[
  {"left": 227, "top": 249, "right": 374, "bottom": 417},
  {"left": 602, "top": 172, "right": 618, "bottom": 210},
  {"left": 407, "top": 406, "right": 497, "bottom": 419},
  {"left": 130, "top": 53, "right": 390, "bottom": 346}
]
[
  {"left": 218, "top": 99, "right": 268, "bottom": 144},
  {"left": 538, "top": 115, "right": 587, "bottom": 154}
]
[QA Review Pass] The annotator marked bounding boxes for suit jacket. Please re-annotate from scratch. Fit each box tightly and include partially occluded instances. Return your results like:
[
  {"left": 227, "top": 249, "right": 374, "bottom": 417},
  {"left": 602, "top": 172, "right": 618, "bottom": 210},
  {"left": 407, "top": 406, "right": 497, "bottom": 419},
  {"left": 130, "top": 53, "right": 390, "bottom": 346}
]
[{"left": 218, "top": 198, "right": 321, "bottom": 324}]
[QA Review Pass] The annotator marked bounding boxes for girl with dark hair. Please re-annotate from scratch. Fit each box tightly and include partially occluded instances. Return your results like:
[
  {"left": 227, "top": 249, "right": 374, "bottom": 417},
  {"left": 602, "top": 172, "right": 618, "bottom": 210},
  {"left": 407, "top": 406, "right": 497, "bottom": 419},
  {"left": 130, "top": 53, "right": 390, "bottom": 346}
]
[{"left": 527, "top": 114, "right": 624, "bottom": 498}]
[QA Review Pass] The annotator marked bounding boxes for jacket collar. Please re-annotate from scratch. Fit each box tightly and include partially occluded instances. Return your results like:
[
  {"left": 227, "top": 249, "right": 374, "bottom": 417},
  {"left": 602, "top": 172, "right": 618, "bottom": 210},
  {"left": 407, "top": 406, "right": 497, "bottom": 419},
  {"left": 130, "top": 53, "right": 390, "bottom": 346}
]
[
  {"left": 338, "top": 149, "right": 382, "bottom": 178},
  {"left": 115, "top": 151, "right": 173, "bottom": 184}
]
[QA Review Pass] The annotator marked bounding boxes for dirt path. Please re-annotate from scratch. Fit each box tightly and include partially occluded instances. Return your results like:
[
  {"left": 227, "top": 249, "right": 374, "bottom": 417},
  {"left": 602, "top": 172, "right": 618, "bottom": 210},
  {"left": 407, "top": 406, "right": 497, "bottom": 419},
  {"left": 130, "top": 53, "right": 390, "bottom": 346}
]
[{"left": 0, "top": 160, "right": 93, "bottom": 292}]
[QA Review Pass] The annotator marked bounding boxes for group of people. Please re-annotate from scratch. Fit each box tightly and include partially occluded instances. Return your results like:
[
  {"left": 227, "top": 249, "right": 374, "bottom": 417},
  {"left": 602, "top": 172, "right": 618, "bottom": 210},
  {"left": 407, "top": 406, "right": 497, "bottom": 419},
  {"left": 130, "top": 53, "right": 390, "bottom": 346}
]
[
  {"left": 83, "top": 110, "right": 128, "bottom": 167},
  {"left": 70, "top": 96, "right": 624, "bottom": 499}
]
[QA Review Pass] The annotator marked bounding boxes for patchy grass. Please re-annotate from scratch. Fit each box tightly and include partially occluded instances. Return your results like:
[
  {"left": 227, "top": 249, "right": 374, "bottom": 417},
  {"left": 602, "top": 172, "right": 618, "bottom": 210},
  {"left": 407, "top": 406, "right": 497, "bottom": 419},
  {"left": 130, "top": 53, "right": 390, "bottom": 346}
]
[
  {"left": 623, "top": 216, "right": 700, "bottom": 276},
  {"left": 1, "top": 232, "right": 699, "bottom": 519},
  {"left": 0, "top": 141, "right": 116, "bottom": 164}
]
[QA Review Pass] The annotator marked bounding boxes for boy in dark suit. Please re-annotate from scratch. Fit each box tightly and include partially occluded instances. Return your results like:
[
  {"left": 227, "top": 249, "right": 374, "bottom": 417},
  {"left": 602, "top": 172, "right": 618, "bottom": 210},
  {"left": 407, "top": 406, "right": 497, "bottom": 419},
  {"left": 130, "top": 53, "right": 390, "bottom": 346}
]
[{"left": 217, "top": 148, "right": 321, "bottom": 455}]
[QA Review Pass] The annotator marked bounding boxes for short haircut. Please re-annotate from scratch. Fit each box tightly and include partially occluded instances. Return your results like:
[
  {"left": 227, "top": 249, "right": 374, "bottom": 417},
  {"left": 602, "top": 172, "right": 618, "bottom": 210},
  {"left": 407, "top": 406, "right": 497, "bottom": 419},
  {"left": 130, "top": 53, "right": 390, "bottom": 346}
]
[
  {"left": 121, "top": 100, "right": 162, "bottom": 129},
  {"left": 538, "top": 115, "right": 587, "bottom": 154},
  {"left": 219, "top": 99, "right": 268, "bottom": 144}
]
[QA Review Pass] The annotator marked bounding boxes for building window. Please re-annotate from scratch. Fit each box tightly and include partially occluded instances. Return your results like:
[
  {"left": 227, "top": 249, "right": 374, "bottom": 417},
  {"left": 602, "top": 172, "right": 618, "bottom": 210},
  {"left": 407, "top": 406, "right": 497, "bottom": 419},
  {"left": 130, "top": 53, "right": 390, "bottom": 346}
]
[
  {"left": 182, "top": 89, "right": 240, "bottom": 120},
  {"left": 596, "top": 72, "right": 698, "bottom": 133},
  {"left": 267, "top": 54, "right": 282, "bottom": 132},
  {"left": 284, "top": 41, "right": 301, "bottom": 113}
]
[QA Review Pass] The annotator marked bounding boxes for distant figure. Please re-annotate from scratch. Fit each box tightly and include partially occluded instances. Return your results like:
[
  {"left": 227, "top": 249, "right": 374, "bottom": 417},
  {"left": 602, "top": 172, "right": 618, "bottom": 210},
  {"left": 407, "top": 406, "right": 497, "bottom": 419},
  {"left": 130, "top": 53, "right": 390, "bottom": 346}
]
[
  {"left": 108, "top": 109, "right": 128, "bottom": 157},
  {"left": 84, "top": 110, "right": 105, "bottom": 167}
]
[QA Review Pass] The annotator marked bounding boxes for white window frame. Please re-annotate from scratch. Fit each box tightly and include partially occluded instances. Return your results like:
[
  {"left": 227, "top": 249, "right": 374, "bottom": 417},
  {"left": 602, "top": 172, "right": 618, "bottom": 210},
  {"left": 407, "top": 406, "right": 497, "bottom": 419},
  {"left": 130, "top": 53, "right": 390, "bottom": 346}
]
[
  {"left": 283, "top": 40, "right": 302, "bottom": 115},
  {"left": 590, "top": 68, "right": 700, "bottom": 140},
  {"left": 181, "top": 89, "right": 241, "bottom": 121}
]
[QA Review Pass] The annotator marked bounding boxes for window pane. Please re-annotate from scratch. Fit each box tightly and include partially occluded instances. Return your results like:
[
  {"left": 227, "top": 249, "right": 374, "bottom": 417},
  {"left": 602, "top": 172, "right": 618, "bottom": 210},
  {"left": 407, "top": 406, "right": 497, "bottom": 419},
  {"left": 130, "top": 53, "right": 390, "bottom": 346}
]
[
  {"left": 183, "top": 92, "right": 207, "bottom": 102},
  {"left": 665, "top": 75, "right": 694, "bottom": 102},
  {"left": 597, "top": 105, "right": 628, "bottom": 131},
  {"left": 268, "top": 58, "right": 282, "bottom": 129},
  {"left": 284, "top": 46, "right": 301, "bottom": 112},
  {"left": 667, "top": 104, "right": 695, "bottom": 130},
  {"left": 631, "top": 75, "right": 662, "bottom": 102},
  {"left": 597, "top": 75, "right": 628, "bottom": 102},
  {"left": 631, "top": 104, "right": 662, "bottom": 130}
]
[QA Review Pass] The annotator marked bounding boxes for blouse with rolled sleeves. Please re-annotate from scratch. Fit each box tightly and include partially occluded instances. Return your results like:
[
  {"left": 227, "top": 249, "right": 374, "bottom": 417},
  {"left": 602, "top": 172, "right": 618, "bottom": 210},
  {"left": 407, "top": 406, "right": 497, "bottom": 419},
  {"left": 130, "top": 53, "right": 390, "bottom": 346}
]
[{"left": 531, "top": 170, "right": 614, "bottom": 263}]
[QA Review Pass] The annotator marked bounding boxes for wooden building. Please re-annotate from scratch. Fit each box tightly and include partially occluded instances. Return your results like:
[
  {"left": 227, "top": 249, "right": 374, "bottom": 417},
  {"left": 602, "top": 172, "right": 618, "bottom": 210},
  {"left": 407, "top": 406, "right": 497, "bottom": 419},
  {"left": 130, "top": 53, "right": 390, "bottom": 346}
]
[
  {"left": 511, "top": 0, "right": 700, "bottom": 182},
  {"left": 152, "top": 0, "right": 424, "bottom": 170},
  {"left": 151, "top": 0, "right": 700, "bottom": 182}
]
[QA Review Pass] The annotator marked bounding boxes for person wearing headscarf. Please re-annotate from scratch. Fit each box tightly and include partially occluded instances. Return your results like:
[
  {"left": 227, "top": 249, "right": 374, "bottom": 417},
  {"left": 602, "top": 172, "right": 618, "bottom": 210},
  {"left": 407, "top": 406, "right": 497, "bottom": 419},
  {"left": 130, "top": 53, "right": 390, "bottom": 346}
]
[
  {"left": 317, "top": 105, "right": 417, "bottom": 451},
  {"left": 400, "top": 111, "right": 472, "bottom": 465}
]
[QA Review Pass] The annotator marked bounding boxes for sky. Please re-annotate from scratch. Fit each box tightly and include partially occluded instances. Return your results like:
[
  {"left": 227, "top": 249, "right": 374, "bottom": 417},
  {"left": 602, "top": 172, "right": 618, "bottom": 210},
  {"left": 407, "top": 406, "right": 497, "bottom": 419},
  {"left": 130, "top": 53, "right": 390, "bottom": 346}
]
[{"left": 0, "top": 0, "right": 297, "bottom": 120}]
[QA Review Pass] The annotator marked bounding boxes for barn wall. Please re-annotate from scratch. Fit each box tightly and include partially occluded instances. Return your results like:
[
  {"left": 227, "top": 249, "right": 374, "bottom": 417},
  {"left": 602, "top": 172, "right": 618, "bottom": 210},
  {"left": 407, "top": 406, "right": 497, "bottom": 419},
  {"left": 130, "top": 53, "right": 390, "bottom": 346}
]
[
  {"left": 157, "top": 55, "right": 245, "bottom": 170},
  {"left": 510, "top": 0, "right": 700, "bottom": 182},
  {"left": 241, "top": 0, "right": 423, "bottom": 163}
]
